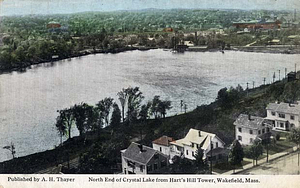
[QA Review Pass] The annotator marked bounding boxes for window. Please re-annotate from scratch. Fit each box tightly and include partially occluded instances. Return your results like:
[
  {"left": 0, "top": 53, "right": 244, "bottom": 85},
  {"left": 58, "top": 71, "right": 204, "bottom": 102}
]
[
  {"left": 249, "top": 130, "right": 253, "bottom": 134},
  {"left": 140, "top": 165, "right": 144, "bottom": 172},
  {"left": 216, "top": 142, "right": 218, "bottom": 148},
  {"left": 291, "top": 115, "right": 295, "bottom": 120},
  {"left": 279, "top": 113, "right": 285, "bottom": 118},
  {"left": 159, "top": 147, "right": 162, "bottom": 152},
  {"left": 192, "top": 143, "right": 194, "bottom": 148},
  {"left": 196, "top": 144, "right": 199, "bottom": 148},
  {"left": 271, "top": 111, "right": 276, "bottom": 116},
  {"left": 186, "top": 150, "right": 189, "bottom": 156},
  {"left": 267, "top": 127, "right": 270, "bottom": 132},
  {"left": 238, "top": 127, "right": 242, "bottom": 132},
  {"left": 154, "top": 164, "right": 158, "bottom": 170},
  {"left": 192, "top": 151, "right": 194, "bottom": 156},
  {"left": 258, "top": 130, "right": 261, "bottom": 135},
  {"left": 147, "top": 165, "right": 152, "bottom": 172},
  {"left": 211, "top": 143, "right": 214, "bottom": 149},
  {"left": 250, "top": 138, "right": 254, "bottom": 143},
  {"left": 280, "top": 123, "right": 284, "bottom": 128},
  {"left": 291, "top": 123, "right": 295, "bottom": 128},
  {"left": 262, "top": 128, "right": 265, "bottom": 134},
  {"left": 238, "top": 136, "right": 242, "bottom": 141}
]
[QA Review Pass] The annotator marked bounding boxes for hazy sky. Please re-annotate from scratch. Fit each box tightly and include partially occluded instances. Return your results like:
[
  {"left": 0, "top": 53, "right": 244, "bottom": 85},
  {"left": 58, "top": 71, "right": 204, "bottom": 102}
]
[{"left": 0, "top": 0, "right": 299, "bottom": 16}]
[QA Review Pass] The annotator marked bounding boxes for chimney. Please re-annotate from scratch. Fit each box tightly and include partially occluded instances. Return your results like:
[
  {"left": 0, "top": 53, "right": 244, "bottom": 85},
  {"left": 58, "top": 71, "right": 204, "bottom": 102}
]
[
  {"left": 248, "top": 114, "right": 252, "bottom": 121},
  {"left": 198, "top": 131, "right": 201, "bottom": 137},
  {"left": 138, "top": 144, "right": 143, "bottom": 152}
]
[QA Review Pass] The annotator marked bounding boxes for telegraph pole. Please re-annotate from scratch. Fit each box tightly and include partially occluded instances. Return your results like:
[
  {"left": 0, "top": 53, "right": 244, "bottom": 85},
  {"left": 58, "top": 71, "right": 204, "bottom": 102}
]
[
  {"left": 252, "top": 81, "right": 255, "bottom": 89},
  {"left": 246, "top": 82, "right": 249, "bottom": 97},
  {"left": 263, "top": 77, "right": 266, "bottom": 85},
  {"left": 273, "top": 72, "right": 275, "bottom": 83},
  {"left": 285, "top": 68, "right": 287, "bottom": 79},
  {"left": 278, "top": 70, "right": 280, "bottom": 81}
]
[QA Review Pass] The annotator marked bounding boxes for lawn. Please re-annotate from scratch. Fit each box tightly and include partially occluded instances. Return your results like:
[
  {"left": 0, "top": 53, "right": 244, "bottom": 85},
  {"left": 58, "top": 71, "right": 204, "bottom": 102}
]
[{"left": 212, "top": 160, "right": 251, "bottom": 174}]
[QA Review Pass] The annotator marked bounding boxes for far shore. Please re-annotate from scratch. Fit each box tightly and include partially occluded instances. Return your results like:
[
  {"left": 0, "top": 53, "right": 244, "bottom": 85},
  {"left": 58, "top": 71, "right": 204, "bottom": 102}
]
[{"left": 0, "top": 45, "right": 299, "bottom": 74}]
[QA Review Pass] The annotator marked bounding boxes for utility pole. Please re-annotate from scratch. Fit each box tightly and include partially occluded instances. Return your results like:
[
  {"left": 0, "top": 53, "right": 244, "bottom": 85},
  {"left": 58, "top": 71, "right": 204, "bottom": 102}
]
[
  {"left": 263, "top": 77, "right": 266, "bottom": 85},
  {"left": 184, "top": 103, "right": 187, "bottom": 114},
  {"left": 273, "top": 72, "right": 275, "bottom": 83},
  {"left": 278, "top": 70, "right": 280, "bottom": 81},
  {"left": 180, "top": 100, "right": 183, "bottom": 113},
  {"left": 285, "top": 68, "right": 287, "bottom": 79},
  {"left": 210, "top": 136, "right": 213, "bottom": 174},
  {"left": 252, "top": 81, "right": 255, "bottom": 89},
  {"left": 246, "top": 82, "right": 249, "bottom": 97}
]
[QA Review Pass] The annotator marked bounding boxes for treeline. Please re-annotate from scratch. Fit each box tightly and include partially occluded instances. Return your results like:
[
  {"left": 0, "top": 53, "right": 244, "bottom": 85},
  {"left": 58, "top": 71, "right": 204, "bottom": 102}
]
[{"left": 55, "top": 86, "right": 172, "bottom": 144}]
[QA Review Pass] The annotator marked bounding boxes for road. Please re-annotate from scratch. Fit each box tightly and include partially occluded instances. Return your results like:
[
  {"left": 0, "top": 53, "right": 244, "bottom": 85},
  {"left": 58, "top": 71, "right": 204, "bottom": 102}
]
[{"left": 239, "top": 152, "right": 300, "bottom": 175}]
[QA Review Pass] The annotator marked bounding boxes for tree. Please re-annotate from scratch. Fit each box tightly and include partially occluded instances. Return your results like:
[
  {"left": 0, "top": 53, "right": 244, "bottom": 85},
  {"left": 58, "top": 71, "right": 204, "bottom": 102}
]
[
  {"left": 151, "top": 95, "right": 172, "bottom": 118},
  {"left": 126, "top": 87, "right": 144, "bottom": 123},
  {"left": 193, "top": 148, "right": 209, "bottom": 174},
  {"left": 117, "top": 88, "right": 128, "bottom": 123},
  {"left": 55, "top": 113, "right": 67, "bottom": 145},
  {"left": 56, "top": 108, "right": 74, "bottom": 140},
  {"left": 72, "top": 103, "right": 90, "bottom": 136},
  {"left": 229, "top": 140, "right": 244, "bottom": 173},
  {"left": 289, "top": 128, "right": 300, "bottom": 166},
  {"left": 110, "top": 103, "right": 121, "bottom": 129},
  {"left": 3, "top": 142, "right": 16, "bottom": 159},
  {"left": 139, "top": 101, "right": 152, "bottom": 121},
  {"left": 158, "top": 100, "right": 172, "bottom": 118},
  {"left": 170, "top": 156, "right": 196, "bottom": 174},
  {"left": 96, "top": 97, "right": 114, "bottom": 126},
  {"left": 249, "top": 139, "right": 263, "bottom": 166}
]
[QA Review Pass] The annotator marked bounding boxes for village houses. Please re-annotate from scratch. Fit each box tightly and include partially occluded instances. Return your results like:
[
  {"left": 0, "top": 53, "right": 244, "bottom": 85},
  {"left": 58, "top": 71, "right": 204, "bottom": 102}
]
[
  {"left": 265, "top": 102, "right": 300, "bottom": 131},
  {"left": 152, "top": 128, "right": 227, "bottom": 162},
  {"left": 234, "top": 114, "right": 272, "bottom": 145},
  {"left": 121, "top": 142, "right": 169, "bottom": 174}
]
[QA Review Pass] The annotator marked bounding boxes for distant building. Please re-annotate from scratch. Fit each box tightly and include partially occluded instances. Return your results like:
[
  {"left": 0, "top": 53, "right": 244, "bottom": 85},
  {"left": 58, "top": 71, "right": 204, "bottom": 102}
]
[
  {"left": 152, "top": 136, "right": 174, "bottom": 156},
  {"left": 121, "top": 142, "right": 169, "bottom": 174},
  {"left": 47, "top": 21, "right": 61, "bottom": 29},
  {"left": 287, "top": 72, "right": 297, "bottom": 82},
  {"left": 265, "top": 102, "right": 300, "bottom": 131},
  {"left": 163, "top": 27, "right": 173, "bottom": 32},
  {"left": 234, "top": 114, "right": 272, "bottom": 145},
  {"left": 232, "top": 19, "right": 281, "bottom": 30},
  {"left": 169, "top": 128, "right": 227, "bottom": 162},
  {"left": 184, "top": 41, "right": 194, "bottom": 47}
]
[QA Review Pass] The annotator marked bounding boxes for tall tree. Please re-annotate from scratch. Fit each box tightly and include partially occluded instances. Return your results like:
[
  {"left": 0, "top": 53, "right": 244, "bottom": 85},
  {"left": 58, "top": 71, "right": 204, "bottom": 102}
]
[
  {"left": 249, "top": 139, "right": 263, "bottom": 166},
  {"left": 158, "top": 100, "right": 172, "bottom": 118},
  {"left": 289, "top": 128, "right": 300, "bottom": 166},
  {"left": 229, "top": 140, "right": 244, "bottom": 173},
  {"left": 139, "top": 101, "right": 152, "bottom": 121},
  {"left": 55, "top": 114, "right": 67, "bottom": 145},
  {"left": 56, "top": 108, "right": 74, "bottom": 140},
  {"left": 117, "top": 88, "right": 128, "bottom": 123},
  {"left": 96, "top": 97, "right": 114, "bottom": 126},
  {"left": 126, "top": 87, "right": 144, "bottom": 123},
  {"left": 72, "top": 103, "right": 90, "bottom": 136},
  {"left": 193, "top": 148, "right": 209, "bottom": 174},
  {"left": 110, "top": 103, "right": 121, "bottom": 129}
]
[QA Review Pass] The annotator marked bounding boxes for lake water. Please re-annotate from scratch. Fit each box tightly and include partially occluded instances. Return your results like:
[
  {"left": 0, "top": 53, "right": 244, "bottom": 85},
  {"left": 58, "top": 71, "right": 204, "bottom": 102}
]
[{"left": 0, "top": 49, "right": 299, "bottom": 162}]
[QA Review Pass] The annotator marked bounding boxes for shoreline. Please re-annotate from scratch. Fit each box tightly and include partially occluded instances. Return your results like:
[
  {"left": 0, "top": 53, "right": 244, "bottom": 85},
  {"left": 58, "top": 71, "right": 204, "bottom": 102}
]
[{"left": 0, "top": 45, "right": 299, "bottom": 74}]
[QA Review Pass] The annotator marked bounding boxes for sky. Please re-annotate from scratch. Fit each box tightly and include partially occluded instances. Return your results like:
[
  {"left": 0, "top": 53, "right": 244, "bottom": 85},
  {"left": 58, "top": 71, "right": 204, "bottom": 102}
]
[{"left": 0, "top": 0, "right": 299, "bottom": 16}]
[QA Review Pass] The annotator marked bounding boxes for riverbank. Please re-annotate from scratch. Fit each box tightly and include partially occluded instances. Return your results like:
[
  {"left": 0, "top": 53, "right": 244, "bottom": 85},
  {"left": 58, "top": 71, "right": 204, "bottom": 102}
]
[{"left": 1, "top": 45, "right": 299, "bottom": 74}]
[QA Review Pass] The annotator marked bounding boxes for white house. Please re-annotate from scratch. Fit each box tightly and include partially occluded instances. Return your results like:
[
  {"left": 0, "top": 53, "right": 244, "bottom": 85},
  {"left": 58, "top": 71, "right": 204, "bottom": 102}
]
[
  {"left": 265, "top": 102, "right": 300, "bottom": 131},
  {"left": 169, "top": 128, "right": 226, "bottom": 161},
  {"left": 121, "top": 142, "right": 169, "bottom": 174},
  {"left": 152, "top": 136, "right": 174, "bottom": 156},
  {"left": 234, "top": 114, "right": 272, "bottom": 145}
]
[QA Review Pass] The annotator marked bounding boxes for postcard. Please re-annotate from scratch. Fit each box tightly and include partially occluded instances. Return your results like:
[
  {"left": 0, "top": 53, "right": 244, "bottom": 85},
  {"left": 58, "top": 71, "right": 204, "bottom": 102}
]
[{"left": 0, "top": 0, "right": 299, "bottom": 188}]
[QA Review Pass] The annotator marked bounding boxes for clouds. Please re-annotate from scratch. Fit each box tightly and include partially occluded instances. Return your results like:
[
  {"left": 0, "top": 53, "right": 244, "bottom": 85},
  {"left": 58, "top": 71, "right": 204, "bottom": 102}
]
[{"left": 0, "top": 0, "right": 298, "bottom": 16}]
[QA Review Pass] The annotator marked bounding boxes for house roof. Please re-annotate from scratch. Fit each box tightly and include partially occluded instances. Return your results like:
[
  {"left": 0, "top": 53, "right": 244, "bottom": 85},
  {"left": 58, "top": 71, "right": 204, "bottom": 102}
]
[
  {"left": 122, "top": 142, "right": 165, "bottom": 165},
  {"left": 152, "top": 136, "right": 174, "bottom": 146},
  {"left": 266, "top": 102, "right": 300, "bottom": 115},
  {"left": 234, "top": 114, "right": 265, "bottom": 130},
  {"left": 170, "top": 128, "right": 223, "bottom": 149}
]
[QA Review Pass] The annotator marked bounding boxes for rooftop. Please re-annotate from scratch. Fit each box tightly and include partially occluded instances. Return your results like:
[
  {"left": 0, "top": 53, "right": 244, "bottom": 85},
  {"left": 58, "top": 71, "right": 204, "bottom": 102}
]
[
  {"left": 122, "top": 142, "right": 166, "bottom": 165},
  {"left": 152, "top": 136, "right": 174, "bottom": 146},
  {"left": 234, "top": 114, "right": 265, "bottom": 130},
  {"left": 170, "top": 128, "right": 219, "bottom": 149},
  {"left": 266, "top": 102, "right": 300, "bottom": 115}
]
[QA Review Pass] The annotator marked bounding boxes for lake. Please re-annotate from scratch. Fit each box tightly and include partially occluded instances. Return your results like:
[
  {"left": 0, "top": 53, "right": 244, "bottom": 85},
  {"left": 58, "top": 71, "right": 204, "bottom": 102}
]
[{"left": 0, "top": 49, "right": 299, "bottom": 162}]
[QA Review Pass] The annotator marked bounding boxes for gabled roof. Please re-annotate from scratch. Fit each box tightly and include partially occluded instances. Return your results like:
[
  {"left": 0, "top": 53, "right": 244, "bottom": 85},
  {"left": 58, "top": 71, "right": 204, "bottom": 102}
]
[
  {"left": 170, "top": 128, "right": 224, "bottom": 149},
  {"left": 152, "top": 136, "right": 174, "bottom": 146},
  {"left": 122, "top": 142, "right": 166, "bottom": 165},
  {"left": 234, "top": 114, "right": 265, "bottom": 130},
  {"left": 266, "top": 102, "right": 300, "bottom": 115}
]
